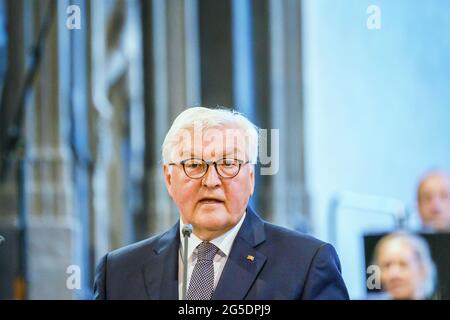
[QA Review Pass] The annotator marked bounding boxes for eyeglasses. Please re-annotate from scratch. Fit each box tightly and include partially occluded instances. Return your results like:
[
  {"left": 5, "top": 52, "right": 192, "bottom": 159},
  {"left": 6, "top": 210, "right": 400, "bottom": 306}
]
[{"left": 168, "top": 158, "right": 249, "bottom": 179}]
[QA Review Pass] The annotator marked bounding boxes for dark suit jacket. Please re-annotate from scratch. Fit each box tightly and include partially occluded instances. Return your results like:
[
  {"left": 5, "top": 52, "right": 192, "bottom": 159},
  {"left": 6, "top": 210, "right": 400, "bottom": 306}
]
[{"left": 93, "top": 207, "right": 349, "bottom": 299}]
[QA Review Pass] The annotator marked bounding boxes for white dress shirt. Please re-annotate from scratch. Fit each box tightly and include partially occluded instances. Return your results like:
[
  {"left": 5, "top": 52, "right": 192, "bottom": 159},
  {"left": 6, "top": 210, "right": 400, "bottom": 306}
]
[{"left": 178, "top": 211, "right": 247, "bottom": 300}]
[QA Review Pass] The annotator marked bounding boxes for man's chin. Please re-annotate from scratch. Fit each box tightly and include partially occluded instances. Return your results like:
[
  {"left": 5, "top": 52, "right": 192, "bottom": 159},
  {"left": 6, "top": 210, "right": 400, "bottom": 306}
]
[
  {"left": 430, "top": 220, "right": 448, "bottom": 230},
  {"left": 195, "top": 211, "right": 230, "bottom": 229}
]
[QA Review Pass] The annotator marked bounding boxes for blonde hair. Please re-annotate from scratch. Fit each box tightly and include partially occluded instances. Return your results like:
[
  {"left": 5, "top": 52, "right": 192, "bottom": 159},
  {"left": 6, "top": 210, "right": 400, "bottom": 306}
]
[
  {"left": 161, "top": 107, "right": 259, "bottom": 164},
  {"left": 373, "top": 231, "right": 436, "bottom": 298}
]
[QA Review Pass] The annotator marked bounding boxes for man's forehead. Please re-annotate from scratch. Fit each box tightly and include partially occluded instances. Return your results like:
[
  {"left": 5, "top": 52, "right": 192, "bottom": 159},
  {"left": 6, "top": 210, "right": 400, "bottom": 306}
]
[
  {"left": 177, "top": 146, "right": 245, "bottom": 159},
  {"left": 420, "top": 173, "right": 450, "bottom": 192},
  {"left": 173, "top": 126, "right": 249, "bottom": 159}
]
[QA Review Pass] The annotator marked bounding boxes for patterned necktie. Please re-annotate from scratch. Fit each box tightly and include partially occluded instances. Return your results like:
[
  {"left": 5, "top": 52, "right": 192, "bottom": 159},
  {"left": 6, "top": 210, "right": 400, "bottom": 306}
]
[{"left": 186, "top": 241, "right": 219, "bottom": 300}]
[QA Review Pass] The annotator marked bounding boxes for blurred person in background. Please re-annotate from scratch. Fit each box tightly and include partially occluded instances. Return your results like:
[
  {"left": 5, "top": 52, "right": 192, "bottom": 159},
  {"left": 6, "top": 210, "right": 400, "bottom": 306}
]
[
  {"left": 373, "top": 232, "right": 437, "bottom": 300},
  {"left": 417, "top": 170, "right": 450, "bottom": 232}
]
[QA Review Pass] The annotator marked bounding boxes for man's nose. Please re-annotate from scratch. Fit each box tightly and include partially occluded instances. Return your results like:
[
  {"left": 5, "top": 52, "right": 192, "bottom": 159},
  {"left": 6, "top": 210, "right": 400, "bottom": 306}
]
[
  {"left": 201, "top": 165, "right": 222, "bottom": 188},
  {"left": 430, "top": 196, "right": 443, "bottom": 212}
]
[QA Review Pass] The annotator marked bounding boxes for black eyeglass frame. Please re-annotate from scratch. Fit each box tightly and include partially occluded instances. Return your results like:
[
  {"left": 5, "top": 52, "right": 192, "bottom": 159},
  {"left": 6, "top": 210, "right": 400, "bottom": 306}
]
[{"left": 168, "top": 158, "right": 250, "bottom": 179}]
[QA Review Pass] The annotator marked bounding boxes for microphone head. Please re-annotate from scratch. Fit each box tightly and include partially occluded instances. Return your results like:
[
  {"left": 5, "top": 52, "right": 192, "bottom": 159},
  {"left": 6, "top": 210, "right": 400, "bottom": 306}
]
[
  {"left": 0, "top": 235, "right": 5, "bottom": 245},
  {"left": 182, "top": 224, "right": 193, "bottom": 237}
]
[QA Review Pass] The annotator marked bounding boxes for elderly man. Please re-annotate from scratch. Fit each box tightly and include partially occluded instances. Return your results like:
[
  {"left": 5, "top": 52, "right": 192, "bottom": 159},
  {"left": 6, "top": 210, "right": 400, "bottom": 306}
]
[
  {"left": 417, "top": 170, "right": 450, "bottom": 231},
  {"left": 93, "top": 107, "right": 349, "bottom": 300}
]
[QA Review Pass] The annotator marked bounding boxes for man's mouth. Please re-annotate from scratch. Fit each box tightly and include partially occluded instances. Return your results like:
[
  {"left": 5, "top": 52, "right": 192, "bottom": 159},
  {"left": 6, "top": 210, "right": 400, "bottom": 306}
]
[{"left": 198, "top": 197, "right": 224, "bottom": 204}]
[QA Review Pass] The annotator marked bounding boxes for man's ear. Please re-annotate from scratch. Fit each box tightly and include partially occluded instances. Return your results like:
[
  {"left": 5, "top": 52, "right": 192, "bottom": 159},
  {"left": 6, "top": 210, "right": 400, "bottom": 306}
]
[
  {"left": 163, "top": 164, "right": 174, "bottom": 198},
  {"left": 249, "top": 165, "right": 255, "bottom": 196}
]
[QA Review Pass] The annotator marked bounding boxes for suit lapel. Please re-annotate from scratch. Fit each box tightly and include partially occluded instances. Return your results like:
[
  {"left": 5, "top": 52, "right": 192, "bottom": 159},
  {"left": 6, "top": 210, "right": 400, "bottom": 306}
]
[
  {"left": 142, "top": 222, "right": 179, "bottom": 299},
  {"left": 141, "top": 207, "right": 266, "bottom": 300},
  {"left": 213, "top": 208, "right": 267, "bottom": 300}
]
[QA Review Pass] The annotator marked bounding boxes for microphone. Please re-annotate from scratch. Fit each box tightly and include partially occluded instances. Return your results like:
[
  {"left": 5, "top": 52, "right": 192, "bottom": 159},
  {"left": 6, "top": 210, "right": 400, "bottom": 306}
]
[
  {"left": 0, "top": 235, "right": 5, "bottom": 246},
  {"left": 181, "top": 224, "right": 193, "bottom": 300}
]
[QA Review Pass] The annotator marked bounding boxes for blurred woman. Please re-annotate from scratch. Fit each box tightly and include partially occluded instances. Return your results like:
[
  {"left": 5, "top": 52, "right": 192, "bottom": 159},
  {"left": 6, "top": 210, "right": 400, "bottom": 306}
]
[{"left": 373, "top": 232, "right": 437, "bottom": 300}]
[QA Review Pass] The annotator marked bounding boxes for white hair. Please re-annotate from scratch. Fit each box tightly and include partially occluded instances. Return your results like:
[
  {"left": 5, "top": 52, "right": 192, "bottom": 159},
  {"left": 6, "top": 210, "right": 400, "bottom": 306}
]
[{"left": 162, "top": 107, "right": 259, "bottom": 164}]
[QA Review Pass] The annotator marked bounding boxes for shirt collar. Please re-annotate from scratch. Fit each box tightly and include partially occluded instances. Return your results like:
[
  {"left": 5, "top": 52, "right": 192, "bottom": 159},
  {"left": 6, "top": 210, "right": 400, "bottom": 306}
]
[{"left": 179, "top": 210, "right": 247, "bottom": 260}]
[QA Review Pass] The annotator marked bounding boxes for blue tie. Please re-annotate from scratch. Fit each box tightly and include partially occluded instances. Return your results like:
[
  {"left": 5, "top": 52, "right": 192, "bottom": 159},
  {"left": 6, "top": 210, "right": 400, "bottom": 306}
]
[{"left": 186, "top": 241, "right": 219, "bottom": 300}]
